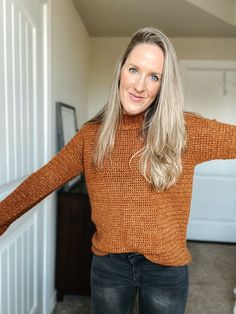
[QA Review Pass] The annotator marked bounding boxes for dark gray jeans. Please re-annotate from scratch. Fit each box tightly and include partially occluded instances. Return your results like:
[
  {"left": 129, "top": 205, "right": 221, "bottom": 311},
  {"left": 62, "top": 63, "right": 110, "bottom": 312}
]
[{"left": 91, "top": 253, "right": 189, "bottom": 314}]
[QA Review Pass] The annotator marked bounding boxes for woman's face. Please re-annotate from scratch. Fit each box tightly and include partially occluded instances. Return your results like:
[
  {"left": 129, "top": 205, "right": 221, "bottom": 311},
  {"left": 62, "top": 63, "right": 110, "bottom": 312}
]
[{"left": 119, "top": 43, "right": 164, "bottom": 116}]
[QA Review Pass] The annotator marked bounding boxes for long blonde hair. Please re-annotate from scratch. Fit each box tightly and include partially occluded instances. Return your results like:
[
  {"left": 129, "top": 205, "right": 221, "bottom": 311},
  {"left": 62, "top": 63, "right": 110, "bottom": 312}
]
[{"left": 89, "top": 27, "right": 186, "bottom": 190}]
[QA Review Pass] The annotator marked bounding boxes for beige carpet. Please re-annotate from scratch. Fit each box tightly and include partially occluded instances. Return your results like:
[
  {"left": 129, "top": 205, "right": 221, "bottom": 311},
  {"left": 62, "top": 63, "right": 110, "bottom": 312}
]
[
  {"left": 186, "top": 241, "right": 236, "bottom": 314},
  {"left": 53, "top": 241, "right": 236, "bottom": 314}
]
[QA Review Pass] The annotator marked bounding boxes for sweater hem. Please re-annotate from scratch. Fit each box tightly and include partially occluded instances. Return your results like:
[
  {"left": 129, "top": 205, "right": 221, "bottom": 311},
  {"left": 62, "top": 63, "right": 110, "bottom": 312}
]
[{"left": 91, "top": 245, "right": 192, "bottom": 266}]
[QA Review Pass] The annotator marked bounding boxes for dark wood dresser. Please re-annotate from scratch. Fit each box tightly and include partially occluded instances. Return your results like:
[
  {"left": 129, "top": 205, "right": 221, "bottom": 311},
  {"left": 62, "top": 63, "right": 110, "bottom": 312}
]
[{"left": 55, "top": 177, "right": 96, "bottom": 301}]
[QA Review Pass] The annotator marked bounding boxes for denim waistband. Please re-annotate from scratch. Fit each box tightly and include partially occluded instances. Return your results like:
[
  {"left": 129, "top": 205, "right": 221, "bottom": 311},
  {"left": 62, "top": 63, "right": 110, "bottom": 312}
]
[{"left": 108, "top": 252, "right": 146, "bottom": 264}]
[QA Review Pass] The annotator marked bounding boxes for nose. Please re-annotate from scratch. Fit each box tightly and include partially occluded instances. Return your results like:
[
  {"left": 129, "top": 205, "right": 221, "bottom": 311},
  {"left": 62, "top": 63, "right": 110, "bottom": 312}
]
[{"left": 134, "top": 75, "right": 145, "bottom": 92}]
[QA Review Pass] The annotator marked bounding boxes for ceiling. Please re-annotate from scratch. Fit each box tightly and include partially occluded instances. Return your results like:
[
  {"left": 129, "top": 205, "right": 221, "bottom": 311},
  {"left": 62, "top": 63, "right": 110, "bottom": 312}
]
[{"left": 73, "top": 0, "right": 236, "bottom": 37}]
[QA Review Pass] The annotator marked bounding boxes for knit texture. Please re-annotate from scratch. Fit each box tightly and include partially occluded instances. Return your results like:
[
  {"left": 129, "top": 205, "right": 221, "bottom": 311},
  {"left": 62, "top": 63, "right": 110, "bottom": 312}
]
[{"left": 1, "top": 112, "right": 236, "bottom": 266}]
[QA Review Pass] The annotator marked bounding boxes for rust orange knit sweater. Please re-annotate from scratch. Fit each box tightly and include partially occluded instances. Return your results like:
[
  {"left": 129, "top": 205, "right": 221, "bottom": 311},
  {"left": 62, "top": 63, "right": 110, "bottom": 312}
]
[{"left": 1, "top": 112, "right": 236, "bottom": 265}]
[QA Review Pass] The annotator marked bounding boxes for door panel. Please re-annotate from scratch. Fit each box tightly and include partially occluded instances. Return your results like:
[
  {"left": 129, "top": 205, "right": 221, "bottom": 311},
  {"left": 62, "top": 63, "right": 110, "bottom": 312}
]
[
  {"left": 1, "top": 0, "right": 40, "bottom": 183},
  {"left": 180, "top": 60, "right": 236, "bottom": 242},
  {"left": 0, "top": 0, "right": 51, "bottom": 313}
]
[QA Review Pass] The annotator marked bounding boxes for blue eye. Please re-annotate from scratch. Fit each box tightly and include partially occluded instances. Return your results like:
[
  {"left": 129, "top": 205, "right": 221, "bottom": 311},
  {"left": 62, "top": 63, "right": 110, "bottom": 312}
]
[
  {"left": 150, "top": 75, "right": 159, "bottom": 82},
  {"left": 129, "top": 67, "right": 137, "bottom": 74}
]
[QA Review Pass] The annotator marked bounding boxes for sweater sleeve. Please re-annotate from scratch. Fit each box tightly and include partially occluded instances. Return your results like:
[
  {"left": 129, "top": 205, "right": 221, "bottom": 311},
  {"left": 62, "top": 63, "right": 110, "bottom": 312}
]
[
  {"left": 186, "top": 113, "right": 236, "bottom": 165},
  {"left": 0, "top": 126, "right": 85, "bottom": 236}
]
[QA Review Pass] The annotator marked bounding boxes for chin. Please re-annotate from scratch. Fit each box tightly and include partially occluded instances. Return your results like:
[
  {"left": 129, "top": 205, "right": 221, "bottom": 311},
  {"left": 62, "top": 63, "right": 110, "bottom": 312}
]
[{"left": 123, "top": 106, "right": 145, "bottom": 116}]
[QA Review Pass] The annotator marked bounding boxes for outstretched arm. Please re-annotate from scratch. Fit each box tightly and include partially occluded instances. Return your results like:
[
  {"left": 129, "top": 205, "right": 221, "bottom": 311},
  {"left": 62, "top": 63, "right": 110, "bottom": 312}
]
[
  {"left": 0, "top": 128, "right": 84, "bottom": 235},
  {"left": 185, "top": 113, "right": 236, "bottom": 164}
]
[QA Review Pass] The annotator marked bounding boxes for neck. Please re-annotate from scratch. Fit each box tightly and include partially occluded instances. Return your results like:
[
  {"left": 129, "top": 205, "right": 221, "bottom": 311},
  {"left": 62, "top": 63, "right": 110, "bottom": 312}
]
[{"left": 119, "top": 112, "right": 145, "bottom": 130}]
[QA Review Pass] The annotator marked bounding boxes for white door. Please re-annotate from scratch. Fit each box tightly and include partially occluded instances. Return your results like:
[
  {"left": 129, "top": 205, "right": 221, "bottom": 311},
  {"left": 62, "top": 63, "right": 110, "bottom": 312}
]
[
  {"left": 0, "top": 0, "right": 53, "bottom": 314},
  {"left": 180, "top": 60, "right": 236, "bottom": 242}
]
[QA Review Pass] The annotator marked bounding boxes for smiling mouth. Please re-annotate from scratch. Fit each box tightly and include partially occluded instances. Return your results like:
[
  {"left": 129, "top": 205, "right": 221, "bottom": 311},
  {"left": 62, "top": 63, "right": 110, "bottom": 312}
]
[{"left": 128, "top": 92, "right": 145, "bottom": 102}]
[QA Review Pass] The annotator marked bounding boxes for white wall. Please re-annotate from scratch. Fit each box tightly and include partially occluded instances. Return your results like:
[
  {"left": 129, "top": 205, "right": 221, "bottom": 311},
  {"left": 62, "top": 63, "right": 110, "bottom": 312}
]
[
  {"left": 49, "top": 1, "right": 90, "bottom": 311},
  {"left": 87, "top": 38, "right": 129, "bottom": 118},
  {"left": 52, "top": 0, "right": 90, "bottom": 128},
  {"left": 172, "top": 37, "right": 236, "bottom": 60},
  {"left": 88, "top": 37, "right": 236, "bottom": 118}
]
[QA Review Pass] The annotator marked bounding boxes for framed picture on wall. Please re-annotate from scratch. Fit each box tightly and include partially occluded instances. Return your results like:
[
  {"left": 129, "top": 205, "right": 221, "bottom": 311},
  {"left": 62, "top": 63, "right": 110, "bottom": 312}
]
[{"left": 56, "top": 102, "right": 82, "bottom": 191}]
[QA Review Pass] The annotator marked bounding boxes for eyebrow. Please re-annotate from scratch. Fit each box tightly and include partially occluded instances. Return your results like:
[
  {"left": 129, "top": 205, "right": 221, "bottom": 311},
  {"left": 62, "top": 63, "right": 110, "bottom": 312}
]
[{"left": 127, "top": 63, "right": 162, "bottom": 77}]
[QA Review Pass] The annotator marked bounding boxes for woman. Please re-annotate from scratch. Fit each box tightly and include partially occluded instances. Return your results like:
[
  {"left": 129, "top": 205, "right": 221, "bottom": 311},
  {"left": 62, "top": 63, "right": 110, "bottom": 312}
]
[{"left": 1, "top": 27, "right": 236, "bottom": 314}]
